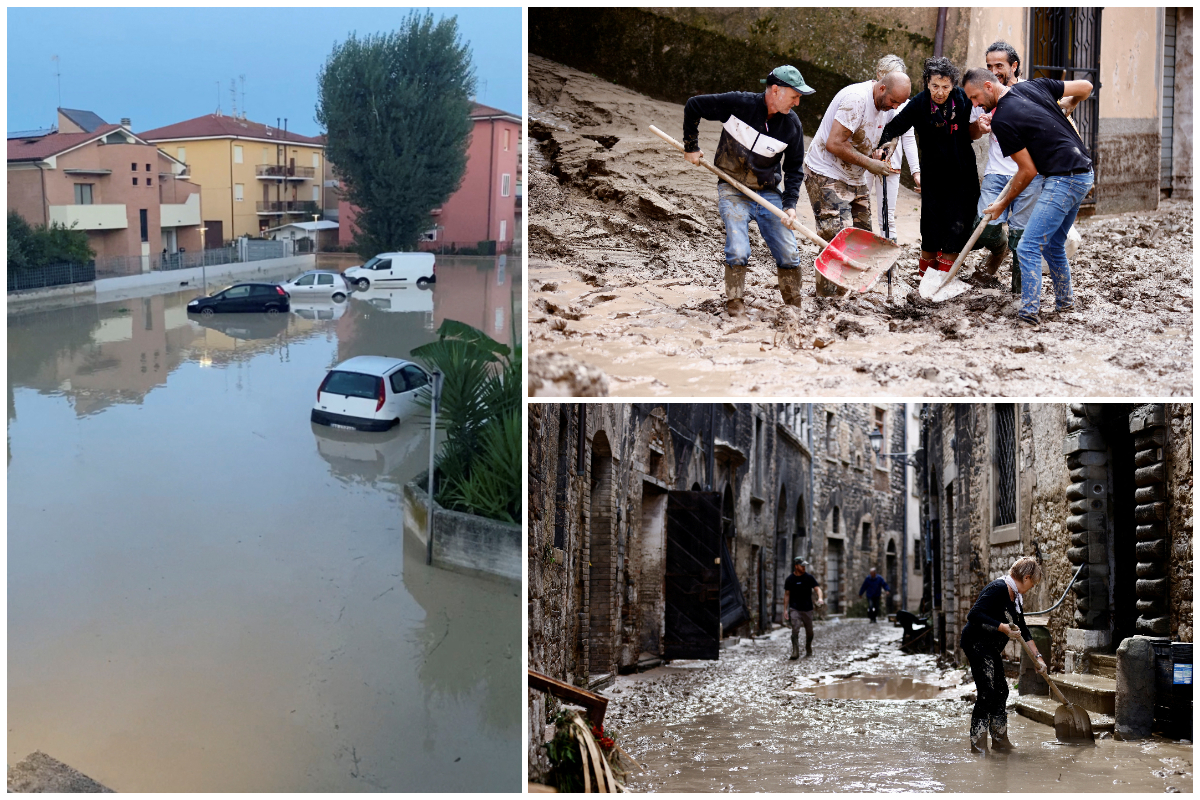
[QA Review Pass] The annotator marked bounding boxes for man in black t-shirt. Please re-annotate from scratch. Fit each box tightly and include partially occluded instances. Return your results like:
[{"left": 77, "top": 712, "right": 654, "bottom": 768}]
[
  {"left": 783, "top": 558, "right": 824, "bottom": 659},
  {"left": 962, "top": 68, "right": 1094, "bottom": 327}
]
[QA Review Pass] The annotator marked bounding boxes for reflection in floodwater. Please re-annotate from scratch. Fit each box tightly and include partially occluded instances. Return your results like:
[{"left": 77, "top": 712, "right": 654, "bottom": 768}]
[
  {"left": 800, "top": 675, "right": 944, "bottom": 701},
  {"left": 7, "top": 257, "right": 520, "bottom": 792}
]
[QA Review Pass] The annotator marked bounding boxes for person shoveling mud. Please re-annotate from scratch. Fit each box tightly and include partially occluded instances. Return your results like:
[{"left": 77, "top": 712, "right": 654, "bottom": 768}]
[{"left": 679, "top": 65, "right": 816, "bottom": 316}]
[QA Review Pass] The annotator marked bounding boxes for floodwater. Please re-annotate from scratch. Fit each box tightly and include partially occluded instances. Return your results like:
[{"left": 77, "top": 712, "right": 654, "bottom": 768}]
[
  {"left": 606, "top": 619, "right": 1193, "bottom": 793},
  {"left": 7, "top": 257, "right": 521, "bottom": 792}
]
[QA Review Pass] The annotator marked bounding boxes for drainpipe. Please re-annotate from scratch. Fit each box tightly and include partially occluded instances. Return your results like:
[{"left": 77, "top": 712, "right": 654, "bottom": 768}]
[
  {"left": 487, "top": 118, "right": 496, "bottom": 242},
  {"left": 707, "top": 404, "right": 716, "bottom": 491},
  {"left": 934, "top": 8, "right": 948, "bottom": 58},
  {"left": 36, "top": 163, "right": 49, "bottom": 226}
]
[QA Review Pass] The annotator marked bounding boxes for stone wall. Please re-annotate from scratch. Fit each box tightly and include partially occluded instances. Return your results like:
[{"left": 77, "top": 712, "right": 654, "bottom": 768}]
[
  {"left": 1171, "top": 9, "right": 1193, "bottom": 199},
  {"left": 1166, "top": 403, "right": 1193, "bottom": 642}
]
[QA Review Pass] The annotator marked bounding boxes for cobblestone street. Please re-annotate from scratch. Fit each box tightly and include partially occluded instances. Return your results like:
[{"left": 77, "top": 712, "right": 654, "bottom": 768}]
[{"left": 603, "top": 618, "right": 1192, "bottom": 792}]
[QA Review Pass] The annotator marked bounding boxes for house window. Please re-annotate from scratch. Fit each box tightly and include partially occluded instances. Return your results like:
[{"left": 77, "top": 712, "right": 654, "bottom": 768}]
[
  {"left": 132, "top": 177, "right": 138, "bottom": 185},
  {"left": 995, "top": 404, "right": 1017, "bottom": 527},
  {"left": 177, "top": 147, "right": 186, "bottom": 163},
  {"left": 825, "top": 411, "right": 835, "bottom": 453},
  {"left": 262, "top": 147, "right": 269, "bottom": 164},
  {"left": 914, "top": 537, "right": 923, "bottom": 572},
  {"left": 146, "top": 163, "right": 151, "bottom": 172},
  {"left": 234, "top": 184, "right": 244, "bottom": 202},
  {"left": 874, "top": 407, "right": 886, "bottom": 467},
  {"left": 503, "top": 128, "right": 511, "bottom": 151},
  {"left": 312, "top": 154, "right": 320, "bottom": 170},
  {"left": 139, "top": 209, "right": 148, "bottom": 242},
  {"left": 131, "top": 162, "right": 138, "bottom": 171},
  {"left": 501, "top": 173, "right": 511, "bottom": 197},
  {"left": 861, "top": 521, "right": 871, "bottom": 551},
  {"left": 832, "top": 506, "right": 840, "bottom": 536},
  {"left": 147, "top": 177, "right": 152, "bottom": 186},
  {"left": 234, "top": 145, "right": 243, "bottom": 164},
  {"left": 74, "top": 184, "right": 94, "bottom": 205},
  {"left": 312, "top": 185, "right": 320, "bottom": 202}
]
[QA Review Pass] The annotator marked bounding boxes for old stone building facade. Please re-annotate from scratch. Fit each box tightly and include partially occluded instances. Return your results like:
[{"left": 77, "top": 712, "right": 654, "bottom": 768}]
[
  {"left": 916, "top": 403, "right": 1192, "bottom": 728},
  {"left": 528, "top": 402, "right": 910, "bottom": 774}
]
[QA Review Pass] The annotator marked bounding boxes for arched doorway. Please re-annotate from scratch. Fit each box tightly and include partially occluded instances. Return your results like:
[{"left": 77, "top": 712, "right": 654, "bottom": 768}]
[
  {"left": 588, "top": 431, "right": 614, "bottom": 675},
  {"left": 827, "top": 505, "right": 843, "bottom": 613}
]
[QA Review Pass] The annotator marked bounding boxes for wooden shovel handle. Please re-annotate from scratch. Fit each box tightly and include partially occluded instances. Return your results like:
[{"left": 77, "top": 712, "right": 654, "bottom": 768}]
[
  {"left": 935, "top": 175, "right": 1017, "bottom": 292},
  {"left": 648, "top": 125, "right": 829, "bottom": 251},
  {"left": 1044, "top": 675, "right": 1071, "bottom": 706}
]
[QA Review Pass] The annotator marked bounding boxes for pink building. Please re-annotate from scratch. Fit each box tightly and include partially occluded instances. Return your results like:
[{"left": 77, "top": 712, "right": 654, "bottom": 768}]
[
  {"left": 8, "top": 109, "right": 202, "bottom": 265},
  {"left": 338, "top": 103, "right": 521, "bottom": 251}
]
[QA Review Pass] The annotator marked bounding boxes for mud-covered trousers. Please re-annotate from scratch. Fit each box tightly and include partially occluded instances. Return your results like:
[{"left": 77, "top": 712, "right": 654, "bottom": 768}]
[
  {"left": 961, "top": 628, "right": 1007, "bottom": 738},
  {"left": 716, "top": 182, "right": 800, "bottom": 270}
]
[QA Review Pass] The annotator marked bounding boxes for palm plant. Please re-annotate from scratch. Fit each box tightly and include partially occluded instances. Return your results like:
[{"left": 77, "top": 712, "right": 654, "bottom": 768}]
[{"left": 410, "top": 319, "right": 521, "bottom": 523}]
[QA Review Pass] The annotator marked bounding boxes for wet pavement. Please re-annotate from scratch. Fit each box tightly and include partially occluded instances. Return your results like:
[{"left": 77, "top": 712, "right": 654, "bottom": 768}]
[
  {"left": 604, "top": 618, "right": 1193, "bottom": 793},
  {"left": 7, "top": 257, "right": 521, "bottom": 792}
]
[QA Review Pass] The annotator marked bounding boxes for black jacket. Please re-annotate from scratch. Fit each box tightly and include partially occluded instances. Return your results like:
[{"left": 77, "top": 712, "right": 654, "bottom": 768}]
[
  {"left": 682, "top": 91, "right": 805, "bottom": 210},
  {"left": 963, "top": 578, "right": 1033, "bottom": 650}
]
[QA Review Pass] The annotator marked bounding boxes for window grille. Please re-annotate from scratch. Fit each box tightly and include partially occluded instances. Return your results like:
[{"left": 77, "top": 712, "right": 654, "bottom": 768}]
[{"left": 994, "top": 404, "right": 1017, "bottom": 526}]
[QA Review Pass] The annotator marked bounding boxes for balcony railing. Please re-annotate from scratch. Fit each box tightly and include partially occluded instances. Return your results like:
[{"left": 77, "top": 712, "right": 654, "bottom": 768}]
[
  {"left": 256, "top": 200, "right": 319, "bottom": 215},
  {"left": 255, "top": 164, "right": 316, "bottom": 180}
]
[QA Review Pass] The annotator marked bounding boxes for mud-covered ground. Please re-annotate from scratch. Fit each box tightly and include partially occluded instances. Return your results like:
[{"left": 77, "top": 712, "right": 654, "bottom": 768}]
[
  {"left": 599, "top": 618, "right": 1193, "bottom": 792},
  {"left": 527, "top": 56, "right": 1193, "bottom": 397}
]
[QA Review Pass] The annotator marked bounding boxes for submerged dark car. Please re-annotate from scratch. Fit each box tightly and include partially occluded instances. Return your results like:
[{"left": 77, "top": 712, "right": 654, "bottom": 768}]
[{"left": 187, "top": 283, "right": 290, "bottom": 315}]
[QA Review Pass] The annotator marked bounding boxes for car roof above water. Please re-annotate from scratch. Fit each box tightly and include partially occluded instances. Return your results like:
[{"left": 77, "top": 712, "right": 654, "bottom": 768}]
[{"left": 330, "top": 355, "right": 412, "bottom": 376}]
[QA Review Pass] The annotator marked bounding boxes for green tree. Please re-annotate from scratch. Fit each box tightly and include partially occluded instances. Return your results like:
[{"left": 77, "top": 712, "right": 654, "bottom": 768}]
[
  {"left": 7, "top": 211, "right": 93, "bottom": 271},
  {"left": 317, "top": 13, "right": 476, "bottom": 257}
]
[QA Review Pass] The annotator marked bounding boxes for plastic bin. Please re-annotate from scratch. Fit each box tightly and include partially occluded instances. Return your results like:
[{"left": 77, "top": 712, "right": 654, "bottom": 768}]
[{"left": 1152, "top": 641, "right": 1192, "bottom": 739}]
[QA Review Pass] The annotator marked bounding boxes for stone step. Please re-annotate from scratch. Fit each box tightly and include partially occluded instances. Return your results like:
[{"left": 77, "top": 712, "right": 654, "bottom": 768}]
[
  {"left": 1048, "top": 671, "right": 1116, "bottom": 716},
  {"left": 1015, "top": 694, "right": 1115, "bottom": 733},
  {"left": 1090, "top": 653, "right": 1117, "bottom": 679}
]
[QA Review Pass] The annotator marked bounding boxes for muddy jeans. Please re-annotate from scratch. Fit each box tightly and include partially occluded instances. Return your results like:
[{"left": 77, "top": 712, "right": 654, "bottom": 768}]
[
  {"left": 804, "top": 171, "right": 871, "bottom": 244},
  {"left": 788, "top": 609, "right": 814, "bottom": 643},
  {"left": 1015, "top": 170, "right": 1093, "bottom": 318},
  {"left": 961, "top": 630, "right": 1007, "bottom": 739},
  {"left": 716, "top": 182, "right": 800, "bottom": 270}
]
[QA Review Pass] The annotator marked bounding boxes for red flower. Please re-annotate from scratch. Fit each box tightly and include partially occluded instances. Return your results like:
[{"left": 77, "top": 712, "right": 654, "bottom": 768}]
[{"left": 600, "top": 736, "right": 616, "bottom": 750}]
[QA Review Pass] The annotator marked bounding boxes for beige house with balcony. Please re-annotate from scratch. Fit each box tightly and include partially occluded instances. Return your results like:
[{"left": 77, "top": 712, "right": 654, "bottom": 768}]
[
  {"left": 7, "top": 108, "right": 202, "bottom": 267},
  {"left": 139, "top": 113, "right": 325, "bottom": 247}
]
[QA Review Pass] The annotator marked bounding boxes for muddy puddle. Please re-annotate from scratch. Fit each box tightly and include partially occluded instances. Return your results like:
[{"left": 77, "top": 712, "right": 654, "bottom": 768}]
[
  {"left": 800, "top": 674, "right": 944, "bottom": 701},
  {"left": 526, "top": 55, "right": 1193, "bottom": 397},
  {"left": 7, "top": 258, "right": 521, "bottom": 792},
  {"left": 604, "top": 619, "right": 1192, "bottom": 793}
]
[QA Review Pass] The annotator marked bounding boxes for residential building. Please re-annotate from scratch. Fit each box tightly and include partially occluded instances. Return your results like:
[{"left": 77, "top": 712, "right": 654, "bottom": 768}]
[
  {"left": 917, "top": 403, "right": 1192, "bottom": 737},
  {"left": 7, "top": 109, "right": 201, "bottom": 270},
  {"left": 139, "top": 113, "right": 325, "bottom": 246},
  {"left": 338, "top": 103, "right": 521, "bottom": 251},
  {"left": 527, "top": 402, "right": 908, "bottom": 778}
]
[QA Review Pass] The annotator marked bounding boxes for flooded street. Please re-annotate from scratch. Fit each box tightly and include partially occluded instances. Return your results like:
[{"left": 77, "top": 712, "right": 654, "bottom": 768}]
[
  {"left": 606, "top": 618, "right": 1192, "bottom": 793},
  {"left": 7, "top": 257, "right": 521, "bottom": 792}
]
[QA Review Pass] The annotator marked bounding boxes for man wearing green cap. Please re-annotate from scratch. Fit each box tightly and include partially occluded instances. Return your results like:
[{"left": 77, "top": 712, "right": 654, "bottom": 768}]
[{"left": 682, "top": 66, "right": 815, "bottom": 316}]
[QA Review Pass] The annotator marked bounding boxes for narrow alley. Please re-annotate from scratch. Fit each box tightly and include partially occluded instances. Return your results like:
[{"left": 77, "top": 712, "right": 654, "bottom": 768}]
[{"left": 604, "top": 618, "right": 1192, "bottom": 793}]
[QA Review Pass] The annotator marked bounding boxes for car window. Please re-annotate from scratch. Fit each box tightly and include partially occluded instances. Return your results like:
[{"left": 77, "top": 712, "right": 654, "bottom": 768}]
[
  {"left": 251, "top": 285, "right": 276, "bottom": 296},
  {"left": 295, "top": 274, "right": 316, "bottom": 286},
  {"left": 402, "top": 365, "right": 428, "bottom": 391},
  {"left": 374, "top": 259, "right": 391, "bottom": 272},
  {"left": 224, "top": 285, "right": 251, "bottom": 298},
  {"left": 322, "top": 371, "right": 379, "bottom": 400},
  {"left": 362, "top": 256, "right": 383, "bottom": 270},
  {"left": 317, "top": 273, "right": 334, "bottom": 286},
  {"left": 389, "top": 371, "right": 407, "bottom": 394}
]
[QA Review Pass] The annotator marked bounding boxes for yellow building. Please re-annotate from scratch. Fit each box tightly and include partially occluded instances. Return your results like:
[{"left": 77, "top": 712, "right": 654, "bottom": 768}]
[{"left": 139, "top": 113, "right": 325, "bottom": 246}]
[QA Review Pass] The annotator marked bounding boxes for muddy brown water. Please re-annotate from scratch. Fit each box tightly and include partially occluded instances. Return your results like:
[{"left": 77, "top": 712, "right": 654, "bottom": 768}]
[
  {"left": 7, "top": 259, "right": 521, "bottom": 792},
  {"left": 801, "top": 675, "right": 943, "bottom": 701},
  {"left": 527, "top": 55, "right": 1193, "bottom": 397},
  {"left": 603, "top": 619, "right": 1192, "bottom": 793}
]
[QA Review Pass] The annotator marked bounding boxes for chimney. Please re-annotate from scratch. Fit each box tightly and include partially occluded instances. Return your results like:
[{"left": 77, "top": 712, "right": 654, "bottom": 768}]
[{"left": 120, "top": 117, "right": 131, "bottom": 128}]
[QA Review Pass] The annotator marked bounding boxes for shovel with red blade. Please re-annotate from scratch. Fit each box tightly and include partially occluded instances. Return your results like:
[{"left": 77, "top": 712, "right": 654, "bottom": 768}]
[{"left": 649, "top": 125, "right": 902, "bottom": 294}]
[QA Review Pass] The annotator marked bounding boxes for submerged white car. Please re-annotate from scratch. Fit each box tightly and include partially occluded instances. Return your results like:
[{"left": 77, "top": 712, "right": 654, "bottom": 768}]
[
  {"left": 281, "top": 270, "right": 351, "bottom": 302},
  {"left": 311, "top": 355, "right": 430, "bottom": 432},
  {"left": 343, "top": 252, "right": 436, "bottom": 291}
]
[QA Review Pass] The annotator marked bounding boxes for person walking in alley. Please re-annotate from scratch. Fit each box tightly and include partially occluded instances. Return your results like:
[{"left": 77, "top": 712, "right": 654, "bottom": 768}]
[
  {"left": 960, "top": 556, "right": 1048, "bottom": 753},
  {"left": 681, "top": 66, "right": 816, "bottom": 316},
  {"left": 858, "top": 567, "right": 890, "bottom": 623},
  {"left": 783, "top": 558, "right": 824, "bottom": 659},
  {"left": 962, "top": 67, "right": 1094, "bottom": 327}
]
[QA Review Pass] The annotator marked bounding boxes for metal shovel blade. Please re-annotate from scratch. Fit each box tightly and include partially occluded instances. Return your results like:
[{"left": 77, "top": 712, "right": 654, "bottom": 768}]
[
  {"left": 814, "top": 228, "right": 902, "bottom": 293},
  {"left": 1046, "top": 677, "right": 1096, "bottom": 744},
  {"left": 919, "top": 266, "right": 970, "bottom": 301}
]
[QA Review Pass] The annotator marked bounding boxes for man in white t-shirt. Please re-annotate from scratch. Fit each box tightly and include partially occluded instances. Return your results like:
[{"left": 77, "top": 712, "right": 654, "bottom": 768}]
[
  {"left": 968, "top": 41, "right": 1044, "bottom": 293},
  {"left": 804, "top": 72, "right": 910, "bottom": 294}
]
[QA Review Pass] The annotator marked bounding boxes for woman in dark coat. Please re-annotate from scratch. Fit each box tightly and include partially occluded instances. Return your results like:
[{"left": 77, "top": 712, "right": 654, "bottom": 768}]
[
  {"left": 960, "top": 556, "right": 1048, "bottom": 753},
  {"left": 879, "top": 56, "right": 981, "bottom": 278}
]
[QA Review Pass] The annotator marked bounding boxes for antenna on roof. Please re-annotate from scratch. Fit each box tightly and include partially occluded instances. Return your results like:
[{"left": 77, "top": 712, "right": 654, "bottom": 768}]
[
  {"left": 240, "top": 75, "right": 246, "bottom": 120},
  {"left": 216, "top": 80, "right": 222, "bottom": 116},
  {"left": 51, "top": 55, "right": 61, "bottom": 109},
  {"left": 230, "top": 76, "right": 238, "bottom": 118}
]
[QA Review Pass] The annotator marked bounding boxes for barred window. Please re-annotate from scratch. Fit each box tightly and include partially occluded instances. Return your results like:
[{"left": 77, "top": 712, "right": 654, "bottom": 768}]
[{"left": 994, "top": 404, "right": 1017, "bottom": 526}]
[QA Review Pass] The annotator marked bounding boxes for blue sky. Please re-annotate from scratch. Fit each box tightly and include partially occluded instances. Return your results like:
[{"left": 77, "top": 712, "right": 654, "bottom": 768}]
[{"left": 7, "top": 7, "right": 522, "bottom": 135}]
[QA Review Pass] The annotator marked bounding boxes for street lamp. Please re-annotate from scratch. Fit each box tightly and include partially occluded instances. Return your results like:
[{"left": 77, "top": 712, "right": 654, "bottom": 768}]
[{"left": 868, "top": 429, "right": 921, "bottom": 468}]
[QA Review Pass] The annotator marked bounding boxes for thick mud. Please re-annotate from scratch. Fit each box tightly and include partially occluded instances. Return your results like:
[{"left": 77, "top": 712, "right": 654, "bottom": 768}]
[
  {"left": 527, "top": 56, "right": 1193, "bottom": 397},
  {"left": 601, "top": 618, "right": 1193, "bottom": 792}
]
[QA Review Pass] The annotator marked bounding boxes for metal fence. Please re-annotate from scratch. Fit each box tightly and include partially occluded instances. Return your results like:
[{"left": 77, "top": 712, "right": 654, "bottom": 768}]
[
  {"left": 8, "top": 261, "right": 96, "bottom": 292},
  {"left": 93, "top": 246, "right": 242, "bottom": 279},
  {"left": 420, "top": 239, "right": 518, "bottom": 256}
]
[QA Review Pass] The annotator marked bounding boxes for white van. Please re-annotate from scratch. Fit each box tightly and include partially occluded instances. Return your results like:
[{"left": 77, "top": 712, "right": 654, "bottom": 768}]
[{"left": 343, "top": 252, "right": 436, "bottom": 291}]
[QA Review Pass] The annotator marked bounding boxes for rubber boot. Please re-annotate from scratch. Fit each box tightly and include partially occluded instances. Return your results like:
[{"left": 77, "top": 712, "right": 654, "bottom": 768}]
[
  {"left": 777, "top": 266, "right": 803, "bottom": 309},
  {"left": 1007, "top": 229, "right": 1024, "bottom": 295},
  {"left": 789, "top": 631, "right": 800, "bottom": 660},
  {"left": 934, "top": 252, "right": 956, "bottom": 273},
  {"left": 979, "top": 234, "right": 1009, "bottom": 278},
  {"left": 724, "top": 264, "right": 747, "bottom": 316},
  {"left": 970, "top": 728, "right": 989, "bottom": 755},
  {"left": 918, "top": 256, "right": 936, "bottom": 278},
  {"left": 805, "top": 635, "right": 814, "bottom": 658},
  {"left": 989, "top": 717, "right": 1016, "bottom": 751}
]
